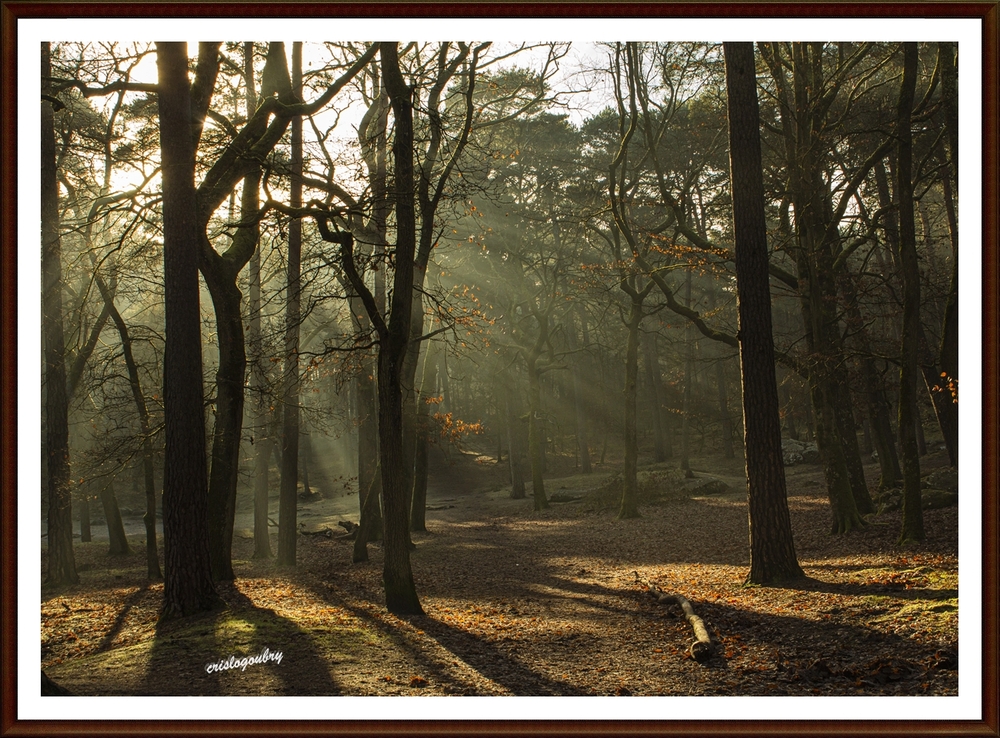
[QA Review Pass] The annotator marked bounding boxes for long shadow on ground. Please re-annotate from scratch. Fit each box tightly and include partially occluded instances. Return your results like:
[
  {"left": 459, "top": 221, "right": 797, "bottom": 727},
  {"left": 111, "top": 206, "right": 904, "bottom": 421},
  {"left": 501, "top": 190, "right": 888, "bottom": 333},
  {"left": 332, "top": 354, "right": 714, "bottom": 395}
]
[{"left": 132, "top": 583, "right": 340, "bottom": 696}]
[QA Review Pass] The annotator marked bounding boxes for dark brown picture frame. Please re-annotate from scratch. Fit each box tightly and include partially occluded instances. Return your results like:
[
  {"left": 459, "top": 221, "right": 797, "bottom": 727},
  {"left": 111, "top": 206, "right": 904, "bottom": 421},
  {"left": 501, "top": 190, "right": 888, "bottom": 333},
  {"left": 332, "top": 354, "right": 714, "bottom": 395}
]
[{"left": 2, "top": 2, "right": 997, "bottom": 736}]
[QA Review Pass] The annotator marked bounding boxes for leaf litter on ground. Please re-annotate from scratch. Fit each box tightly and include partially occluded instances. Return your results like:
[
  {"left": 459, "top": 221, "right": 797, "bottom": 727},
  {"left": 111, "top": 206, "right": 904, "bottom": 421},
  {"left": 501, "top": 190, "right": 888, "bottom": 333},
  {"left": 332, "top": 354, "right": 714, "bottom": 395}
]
[{"left": 42, "top": 448, "right": 958, "bottom": 697}]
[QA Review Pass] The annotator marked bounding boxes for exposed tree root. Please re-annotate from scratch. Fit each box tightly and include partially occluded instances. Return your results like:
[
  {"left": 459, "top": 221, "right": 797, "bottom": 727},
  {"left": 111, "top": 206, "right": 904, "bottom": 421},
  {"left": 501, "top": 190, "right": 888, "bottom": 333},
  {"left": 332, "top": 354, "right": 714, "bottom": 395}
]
[
  {"left": 830, "top": 512, "right": 868, "bottom": 535},
  {"left": 635, "top": 573, "right": 714, "bottom": 662}
]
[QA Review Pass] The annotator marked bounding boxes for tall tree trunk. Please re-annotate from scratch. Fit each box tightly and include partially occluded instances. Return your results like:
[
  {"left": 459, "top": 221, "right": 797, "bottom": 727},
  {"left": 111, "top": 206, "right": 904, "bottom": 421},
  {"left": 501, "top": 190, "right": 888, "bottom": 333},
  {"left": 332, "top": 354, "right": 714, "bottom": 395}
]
[
  {"left": 156, "top": 41, "right": 219, "bottom": 619},
  {"left": 277, "top": 42, "right": 304, "bottom": 567},
  {"left": 763, "top": 42, "right": 868, "bottom": 533},
  {"left": 724, "top": 41, "right": 803, "bottom": 584},
  {"left": 42, "top": 42, "right": 78, "bottom": 586},
  {"left": 375, "top": 42, "right": 422, "bottom": 614},
  {"left": 894, "top": 42, "right": 925, "bottom": 544}
]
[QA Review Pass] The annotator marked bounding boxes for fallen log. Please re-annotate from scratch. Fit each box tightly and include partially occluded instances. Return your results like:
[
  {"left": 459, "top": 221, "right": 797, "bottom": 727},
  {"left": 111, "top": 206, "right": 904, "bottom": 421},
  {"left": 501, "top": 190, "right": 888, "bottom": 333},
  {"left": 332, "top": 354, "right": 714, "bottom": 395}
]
[{"left": 635, "top": 573, "right": 714, "bottom": 662}]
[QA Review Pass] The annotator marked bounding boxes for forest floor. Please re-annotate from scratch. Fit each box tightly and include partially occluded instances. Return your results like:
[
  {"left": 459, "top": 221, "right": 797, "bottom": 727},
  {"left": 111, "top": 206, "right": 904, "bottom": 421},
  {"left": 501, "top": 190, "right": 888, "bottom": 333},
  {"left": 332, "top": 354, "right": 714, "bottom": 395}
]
[{"left": 41, "top": 447, "right": 959, "bottom": 698}]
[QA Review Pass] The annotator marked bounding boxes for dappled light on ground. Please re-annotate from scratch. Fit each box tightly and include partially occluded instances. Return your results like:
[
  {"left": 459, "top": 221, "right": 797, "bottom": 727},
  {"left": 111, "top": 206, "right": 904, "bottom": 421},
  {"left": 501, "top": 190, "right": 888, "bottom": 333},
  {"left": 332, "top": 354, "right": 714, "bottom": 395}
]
[{"left": 42, "top": 450, "right": 958, "bottom": 696}]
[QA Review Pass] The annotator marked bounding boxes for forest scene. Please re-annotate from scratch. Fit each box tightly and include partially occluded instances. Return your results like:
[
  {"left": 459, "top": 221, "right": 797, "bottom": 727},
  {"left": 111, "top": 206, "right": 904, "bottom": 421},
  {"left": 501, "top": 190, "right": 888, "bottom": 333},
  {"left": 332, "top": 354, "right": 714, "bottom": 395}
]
[{"left": 38, "top": 39, "right": 962, "bottom": 701}]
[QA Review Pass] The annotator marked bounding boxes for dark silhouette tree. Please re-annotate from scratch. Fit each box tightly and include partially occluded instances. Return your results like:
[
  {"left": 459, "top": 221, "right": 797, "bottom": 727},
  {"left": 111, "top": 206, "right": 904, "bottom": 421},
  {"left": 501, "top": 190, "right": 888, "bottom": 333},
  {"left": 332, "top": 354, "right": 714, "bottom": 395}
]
[
  {"left": 724, "top": 41, "right": 803, "bottom": 583},
  {"left": 370, "top": 41, "right": 423, "bottom": 614},
  {"left": 42, "top": 41, "right": 78, "bottom": 586},
  {"left": 894, "top": 42, "right": 925, "bottom": 544},
  {"left": 156, "top": 41, "right": 219, "bottom": 619},
  {"left": 318, "top": 43, "right": 424, "bottom": 614}
]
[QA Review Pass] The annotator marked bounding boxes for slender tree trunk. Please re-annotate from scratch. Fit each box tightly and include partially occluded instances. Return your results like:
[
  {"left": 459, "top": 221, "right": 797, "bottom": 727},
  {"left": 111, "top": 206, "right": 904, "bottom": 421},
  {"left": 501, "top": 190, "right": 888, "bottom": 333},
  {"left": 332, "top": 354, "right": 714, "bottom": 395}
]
[
  {"left": 779, "top": 377, "right": 799, "bottom": 441},
  {"left": 96, "top": 276, "right": 161, "bottom": 577},
  {"left": 877, "top": 154, "right": 957, "bottom": 468},
  {"left": 527, "top": 357, "right": 550, "bottom": 510},
  {"left": 642, "top": 331, "right": 667, "bottom": 464},
  {"left": 410, "top": 343, "right": 438, "bottom": 532},
  {"left": 42, "top": 42, "right": 78, "bottom": 586},
  {"left": 569, "top": 313, "right": 594, "bottom": 472},
  {"left": 915, "top": 411, "right": 927, "bottom": 456},
  {"left": 894, "top": 43, "right": 925, "bottom": 544},
  {"left": 156, "top": 41, "right": 220, "bottom": 619},
  {"left": 705, "top": 286, "right": 735, "bottom": 459},
  {"left": 832, "top": 377, "right": 874, "bottom": 514},
  {"left": 933, "top": 165, "right": 959, "bottom": 466},
  {"left": 354, "top": 351, "right": 383, "bottom": 559},
  {"left": 79, "top": 496, "right": 91, "bottom": 543},
  {"left": 353, "top": 457, "right": 382, "bottom": 564},
  {"left": 505, "top": 381, "right": 527, "bottom": 499},
  {"left": 99, "top": 481, "right": 131, "bottom": 556},
  {"left": 680, "top": 270, "right": 695, "bottom": 478},
  {"left": 376, "top": 42, "right": 423, "bottom": 614},
  {"left": 277, "top": 42, "right": 304, "bottom": 567},
  {"left": 716, "top": 359, "right": 736, "bottom": 459},
  {"left": 202, "top": 275, "right": 245, "bottom": 580},
  {"left": 618, "top": 287, "right": 646, "bottom": 519},
  {"left": 838, "top": 271, "right": 902, "bottom": 489},
  {"left": 300, "top": 432, "right": 312, "bottom": 497},
  {"left": 762, "top": 41, "right": 870, "bottom": 534},
  {"left": 247, "top": 132, "right": 272, "bottom": 559},
  {"left": 725, "top": 41, "right": 803, "bottom": 584}
]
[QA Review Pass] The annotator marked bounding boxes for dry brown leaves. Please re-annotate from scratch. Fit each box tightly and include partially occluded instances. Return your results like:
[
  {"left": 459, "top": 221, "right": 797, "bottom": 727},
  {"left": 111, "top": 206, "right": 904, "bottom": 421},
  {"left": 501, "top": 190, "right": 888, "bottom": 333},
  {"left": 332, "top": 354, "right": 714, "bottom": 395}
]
[{"left": 42, "top": 450, "right": 959, "bottom": 697}]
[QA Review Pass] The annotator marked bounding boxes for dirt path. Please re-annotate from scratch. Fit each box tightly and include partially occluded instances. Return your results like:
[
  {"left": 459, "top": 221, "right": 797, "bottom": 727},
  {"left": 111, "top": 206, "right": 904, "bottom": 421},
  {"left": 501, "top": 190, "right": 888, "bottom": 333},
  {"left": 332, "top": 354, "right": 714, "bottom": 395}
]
[{"left": 42, "top": 449, "right": 958, "bottom": 697}]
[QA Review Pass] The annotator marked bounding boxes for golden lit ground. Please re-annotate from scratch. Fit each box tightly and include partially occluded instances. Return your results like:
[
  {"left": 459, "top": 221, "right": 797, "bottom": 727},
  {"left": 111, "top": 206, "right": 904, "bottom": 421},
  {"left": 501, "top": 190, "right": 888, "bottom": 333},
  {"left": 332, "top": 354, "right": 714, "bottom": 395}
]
[{"left": 41, "top": 449, "right": 958, "bottom": 697}]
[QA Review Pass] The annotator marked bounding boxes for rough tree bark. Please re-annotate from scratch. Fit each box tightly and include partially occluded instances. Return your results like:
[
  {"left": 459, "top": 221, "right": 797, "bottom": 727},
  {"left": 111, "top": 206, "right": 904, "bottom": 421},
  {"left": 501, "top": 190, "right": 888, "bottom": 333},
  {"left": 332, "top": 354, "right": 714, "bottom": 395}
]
[
  {"left": 894, "top": 42, "right": 925, "bottom": 544},
  {"left": 758, "top": 41, "right": 872, "bottom": 533},
  {"left": 368, "top": 42, "right": 424, "bottom": 613},
  {"left": 42, "top": 41, "right": 78, "bottom": 587},
  {"left": 156, "top": 41, "right": 220, "bottom": 619},
  {"left": 724, "top": 41, "right": 803, "bottom": 584}
]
